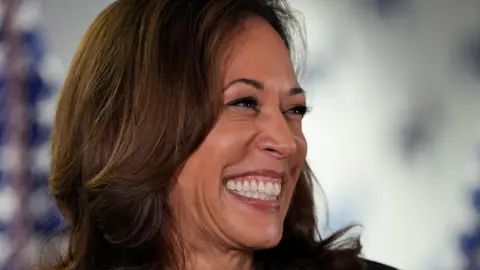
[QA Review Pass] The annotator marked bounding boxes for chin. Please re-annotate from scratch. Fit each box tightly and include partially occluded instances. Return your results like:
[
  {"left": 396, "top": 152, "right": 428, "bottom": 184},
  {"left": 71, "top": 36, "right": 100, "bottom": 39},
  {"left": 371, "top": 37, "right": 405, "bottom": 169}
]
[
  {"left": 234, "top": 225, "right": 284, "bottom": 250},
  {"left": 249, "top": 238, "right": 282, "bottom": 250},
  {"left": 220, "top": 173, "right": 289, "bottom": 250}
]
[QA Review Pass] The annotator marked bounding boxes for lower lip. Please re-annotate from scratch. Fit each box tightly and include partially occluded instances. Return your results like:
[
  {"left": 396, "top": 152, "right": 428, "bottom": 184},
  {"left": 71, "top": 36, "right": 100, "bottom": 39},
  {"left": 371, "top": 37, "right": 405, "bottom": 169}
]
[{"left": 226, "top": 189, "right": 281, "bottom": 212}]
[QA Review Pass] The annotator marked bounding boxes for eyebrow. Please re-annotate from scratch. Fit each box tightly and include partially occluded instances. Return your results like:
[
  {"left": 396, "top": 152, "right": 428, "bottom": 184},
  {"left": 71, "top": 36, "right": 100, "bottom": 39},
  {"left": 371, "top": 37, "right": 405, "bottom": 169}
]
[{"left": 223, "top": 78, "right": 305, "bottom": 96}]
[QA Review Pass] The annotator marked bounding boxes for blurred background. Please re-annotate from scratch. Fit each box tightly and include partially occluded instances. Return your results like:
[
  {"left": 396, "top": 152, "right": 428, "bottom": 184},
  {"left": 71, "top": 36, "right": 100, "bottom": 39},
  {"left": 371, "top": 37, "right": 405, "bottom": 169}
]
[{"left": 0, "top": 0, "right": 479, "bottom": 269}]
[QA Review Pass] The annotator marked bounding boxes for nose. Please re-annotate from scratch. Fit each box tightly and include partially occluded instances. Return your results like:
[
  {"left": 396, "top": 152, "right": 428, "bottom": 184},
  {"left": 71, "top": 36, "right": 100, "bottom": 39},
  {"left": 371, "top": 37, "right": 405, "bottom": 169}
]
[{"left": 255, "top": 111, "right": 297, "bottom": 159}]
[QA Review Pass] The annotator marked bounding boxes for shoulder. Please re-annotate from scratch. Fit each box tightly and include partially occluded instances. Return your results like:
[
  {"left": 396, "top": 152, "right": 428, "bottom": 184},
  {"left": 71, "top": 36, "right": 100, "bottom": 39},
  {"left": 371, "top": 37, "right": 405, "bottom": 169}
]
[{"left": 364, "top": 259, "right": 399, "bottom": 270}]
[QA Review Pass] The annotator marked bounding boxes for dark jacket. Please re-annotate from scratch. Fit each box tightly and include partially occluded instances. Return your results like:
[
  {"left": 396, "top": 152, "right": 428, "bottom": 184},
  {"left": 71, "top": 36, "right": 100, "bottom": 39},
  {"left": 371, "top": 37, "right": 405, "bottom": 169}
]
[{"left": 365, "top": 260, "right": 398, "bottom": 270}]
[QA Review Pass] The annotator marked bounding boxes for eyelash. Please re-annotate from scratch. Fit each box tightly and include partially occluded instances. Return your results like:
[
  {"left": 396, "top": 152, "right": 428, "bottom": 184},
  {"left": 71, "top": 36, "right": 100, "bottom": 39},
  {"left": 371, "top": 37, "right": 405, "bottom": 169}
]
[{"left": 226, "top": 97, "right": 311, "bottom": 117}]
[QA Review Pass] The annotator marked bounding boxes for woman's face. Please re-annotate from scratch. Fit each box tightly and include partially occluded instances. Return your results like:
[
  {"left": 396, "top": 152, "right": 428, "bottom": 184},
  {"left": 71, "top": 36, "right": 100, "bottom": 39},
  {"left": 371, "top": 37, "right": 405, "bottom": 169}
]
[{"left": 171, "top": 17, "right": 308, "bottom": 250}]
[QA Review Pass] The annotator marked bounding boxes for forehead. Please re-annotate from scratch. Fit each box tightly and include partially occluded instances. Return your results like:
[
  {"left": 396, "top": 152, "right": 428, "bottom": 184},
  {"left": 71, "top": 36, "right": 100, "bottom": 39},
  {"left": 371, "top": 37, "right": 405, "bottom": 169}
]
[{"left": 221, "top": 17, "right": 298, "bottom": 87}]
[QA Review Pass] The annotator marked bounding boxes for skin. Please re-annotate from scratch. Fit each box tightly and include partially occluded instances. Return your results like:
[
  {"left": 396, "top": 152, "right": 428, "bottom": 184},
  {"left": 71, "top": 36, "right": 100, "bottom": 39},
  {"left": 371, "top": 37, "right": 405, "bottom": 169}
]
[{"left": 170, "top": 17, "right": 308, "bottom": 270}]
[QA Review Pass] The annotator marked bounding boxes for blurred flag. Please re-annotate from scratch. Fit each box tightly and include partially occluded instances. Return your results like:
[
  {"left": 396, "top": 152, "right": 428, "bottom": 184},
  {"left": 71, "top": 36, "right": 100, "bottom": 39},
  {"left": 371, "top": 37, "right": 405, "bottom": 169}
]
[
  {"left": 360, "top": 0, "right": 411, "bottom": 19},
  {"left": 461, "top": 144, "right": 480, "bottom": 270},
  {"left": 0, "top": 0, "right": 63, "bottom": 269}
]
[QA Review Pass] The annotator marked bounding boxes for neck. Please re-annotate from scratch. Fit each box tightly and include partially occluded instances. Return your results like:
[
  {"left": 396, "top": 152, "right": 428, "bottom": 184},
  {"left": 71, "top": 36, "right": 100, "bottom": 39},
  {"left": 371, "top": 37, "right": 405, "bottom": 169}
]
[
  {"left": 183, "top": 248, "right": 253, "bottom": 270},
  {"left": 169, "top": 234, "right": 253, "bottom": 270}
]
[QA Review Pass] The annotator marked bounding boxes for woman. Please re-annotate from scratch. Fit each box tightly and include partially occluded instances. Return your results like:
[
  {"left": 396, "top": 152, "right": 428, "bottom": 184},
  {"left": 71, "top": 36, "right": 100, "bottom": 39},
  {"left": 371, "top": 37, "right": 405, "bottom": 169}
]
[{"left": 43, "top": 0, "right": 397, "bottom": 269}]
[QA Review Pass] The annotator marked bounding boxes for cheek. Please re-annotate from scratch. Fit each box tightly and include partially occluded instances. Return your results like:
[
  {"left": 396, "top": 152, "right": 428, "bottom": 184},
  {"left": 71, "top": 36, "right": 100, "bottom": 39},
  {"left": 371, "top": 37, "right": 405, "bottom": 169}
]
[
  {"left": 200, "top": 120, "right": 256, "bottom": 163},
  {"left": 296, "top": 135, "right": 307, "bottom": 157},
  {"left": 289, "top": 120, "right": 307, "bottom": 156},
  {"left": 292, "top": 134, "right": 307, "bottom": 172},
  {"left": 174, "top": 121, "right": 256, "bottom": 199},
  {"left": 287, "top": 137, "right": 307, "bottom": 198}
]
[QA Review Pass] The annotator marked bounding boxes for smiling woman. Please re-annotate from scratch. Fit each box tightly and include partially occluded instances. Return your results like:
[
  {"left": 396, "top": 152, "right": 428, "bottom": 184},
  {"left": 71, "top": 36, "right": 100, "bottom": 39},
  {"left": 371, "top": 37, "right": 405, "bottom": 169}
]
[{"left": 40, "top": 0, "right": 396, "bottom": 270}]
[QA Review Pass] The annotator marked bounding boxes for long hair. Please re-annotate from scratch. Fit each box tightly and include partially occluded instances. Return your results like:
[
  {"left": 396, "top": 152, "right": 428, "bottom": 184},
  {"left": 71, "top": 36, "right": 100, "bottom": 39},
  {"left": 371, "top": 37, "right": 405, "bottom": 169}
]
[{"left": 42, "top": 0, "right": 364, "bottom": 269}]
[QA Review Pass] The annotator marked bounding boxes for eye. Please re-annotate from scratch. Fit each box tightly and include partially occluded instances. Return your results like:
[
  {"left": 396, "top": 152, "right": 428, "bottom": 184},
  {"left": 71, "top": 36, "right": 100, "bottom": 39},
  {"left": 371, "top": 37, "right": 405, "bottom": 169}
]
[
  {"left": 284, "top": 105, "right": 311, "bottom": 118},
  {"left": 226, "top": 97, "right": 259, "bottom": 111}
]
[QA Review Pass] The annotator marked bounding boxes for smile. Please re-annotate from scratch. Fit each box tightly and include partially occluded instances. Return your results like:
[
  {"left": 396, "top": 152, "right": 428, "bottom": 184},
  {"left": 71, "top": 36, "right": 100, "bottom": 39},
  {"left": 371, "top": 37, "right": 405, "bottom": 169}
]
[{"left": 225, "top": 176, "right": 282, "bottom": 201}]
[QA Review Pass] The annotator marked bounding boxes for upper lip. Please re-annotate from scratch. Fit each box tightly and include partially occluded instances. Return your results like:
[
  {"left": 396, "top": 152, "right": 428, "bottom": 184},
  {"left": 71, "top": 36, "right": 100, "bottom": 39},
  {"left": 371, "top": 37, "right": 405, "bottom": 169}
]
[{"left": 224, "top": 169, "right": 287, "bottom": 183}]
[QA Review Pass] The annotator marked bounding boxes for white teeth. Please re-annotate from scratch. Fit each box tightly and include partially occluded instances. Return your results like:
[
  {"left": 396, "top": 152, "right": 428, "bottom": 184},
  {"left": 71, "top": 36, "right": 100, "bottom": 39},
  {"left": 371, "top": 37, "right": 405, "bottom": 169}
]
[
  {"left": 225, "top": 178, "right": 281, "bottom": 200},
  {"left": 226, "top": 180, "right": 236, "bottom": 190},
  {"left": 274, "top": 183, "right": 281, "bottom": 194},
  {"left": 265, "top": 183, "right": 273, "bottom": 195},
  {"left": 243, "top": 181, "right": 250, "bottom": 191},
  {"left": 250, "top": 180, "right": 258, "bottom": 192},
  {"left": 236, "top": 181, "right": 243, "bottom": 191},
  {"left": 258, "top": 182, "right": 266, "bottom": 193}
]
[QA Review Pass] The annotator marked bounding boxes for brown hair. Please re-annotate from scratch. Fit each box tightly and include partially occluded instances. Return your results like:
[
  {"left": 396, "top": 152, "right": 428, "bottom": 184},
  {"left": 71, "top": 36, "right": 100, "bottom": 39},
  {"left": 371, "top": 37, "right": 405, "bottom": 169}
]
[{"left": 43, "top": 0, "right": 364, "bottom": 269}]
